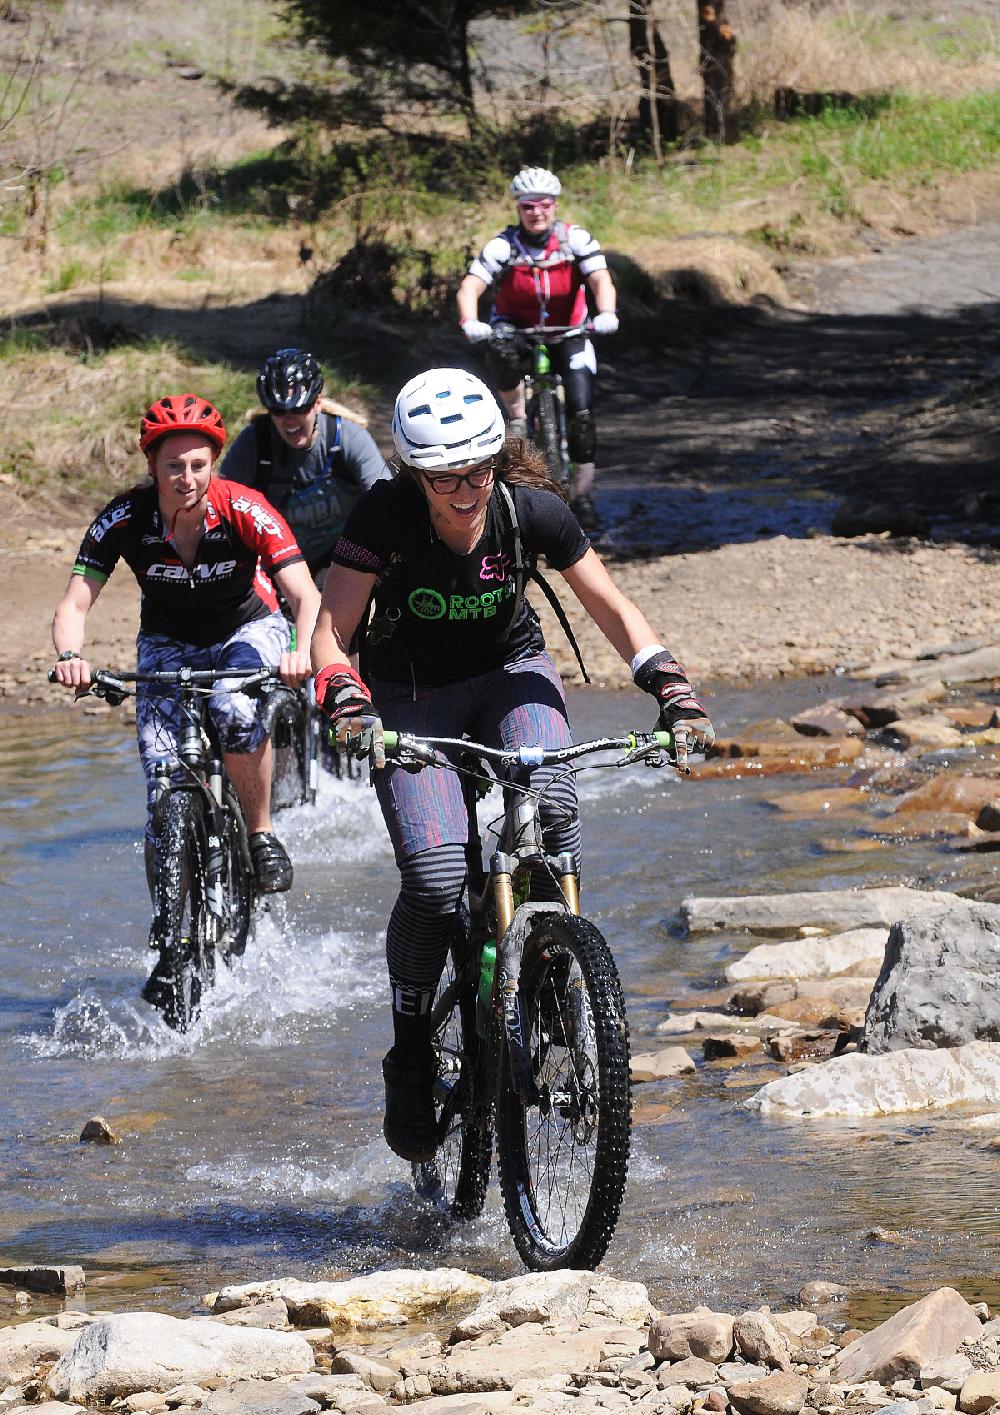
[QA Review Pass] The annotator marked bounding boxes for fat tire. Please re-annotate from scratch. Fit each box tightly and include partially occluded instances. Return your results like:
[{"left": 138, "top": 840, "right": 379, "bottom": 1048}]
[
  {"left": 153, "top": 791, "right": 212, "bottom": 1032},
  {"left": 270, "top": 694, "right": 309, "bottom": 811},
  {"left": 412, "top": 919, "right": 492, "bottom": 1221},
  {"left": 496, "top": 913, "right": 631, "bottom": 1270}
]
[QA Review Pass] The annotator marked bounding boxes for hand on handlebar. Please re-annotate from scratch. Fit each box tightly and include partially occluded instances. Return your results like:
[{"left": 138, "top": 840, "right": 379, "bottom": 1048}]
[
  {"left": 278, "top": 647, "right": 312, "bottom": 688},
  {"left": 51, "top": 656, "right": 93, "bottom": 693},
  {"left": 591, "top": 311, "right": 619, "bottom": 336},
  {"left": 315, "top": 663, "right": 386, "bottom": 767},
  {"left": 461, "top": 318, "right": 493, "bottom": 345}
]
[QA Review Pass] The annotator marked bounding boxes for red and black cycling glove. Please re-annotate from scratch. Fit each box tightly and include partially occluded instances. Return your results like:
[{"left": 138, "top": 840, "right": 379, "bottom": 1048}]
[
  {"left": 315, "top": 664, "right": 385, "bottom": 766},
  {"left": 633, "top": 651, "right": 715, "bottom": 757}
]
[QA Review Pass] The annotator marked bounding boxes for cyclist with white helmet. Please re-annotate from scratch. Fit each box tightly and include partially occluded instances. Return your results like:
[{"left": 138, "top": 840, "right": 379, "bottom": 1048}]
[
  {"left": 311, "top": 369, "right": 713, "bottom": 1165},
  {"left": 456, "top": 166, "right": 619, "bottom": 531},
  {"left": 221, "top": 348, "right": 391, "bottom": 579}
]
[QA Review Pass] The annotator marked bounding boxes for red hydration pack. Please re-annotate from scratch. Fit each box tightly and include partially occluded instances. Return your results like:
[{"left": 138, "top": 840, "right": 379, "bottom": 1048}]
[{"left": 492, "top": 222, "right": 589, "bottom": 328}]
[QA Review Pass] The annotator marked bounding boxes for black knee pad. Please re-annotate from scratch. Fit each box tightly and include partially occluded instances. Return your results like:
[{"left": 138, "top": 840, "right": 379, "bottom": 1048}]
[
  {"left": 567, "top": 408, "right": 596, "bottom": 464},
  {"left": 485, "top": 335, "right": 528, "bottom": 392}
]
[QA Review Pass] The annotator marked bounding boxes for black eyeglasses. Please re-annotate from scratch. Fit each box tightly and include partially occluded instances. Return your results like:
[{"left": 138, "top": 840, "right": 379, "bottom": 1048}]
[{"left": 421, "top": 459, "right": 495, "bottom": 495}]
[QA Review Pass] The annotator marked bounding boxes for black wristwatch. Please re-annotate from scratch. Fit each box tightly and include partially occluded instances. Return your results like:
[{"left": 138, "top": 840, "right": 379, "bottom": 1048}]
[{"left": 57, "top": 650, "right": 81, "bottom": 662}]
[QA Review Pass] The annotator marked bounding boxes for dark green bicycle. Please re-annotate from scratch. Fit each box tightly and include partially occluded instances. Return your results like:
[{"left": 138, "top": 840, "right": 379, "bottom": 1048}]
[{"left": 380, "top": 726, "right": 677, "bottom": 1270}]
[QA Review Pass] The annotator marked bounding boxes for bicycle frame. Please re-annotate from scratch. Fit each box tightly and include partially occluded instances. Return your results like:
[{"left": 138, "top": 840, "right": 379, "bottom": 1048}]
[{"left": 382, "top": 729, "right": 674, "bottom": 1108}]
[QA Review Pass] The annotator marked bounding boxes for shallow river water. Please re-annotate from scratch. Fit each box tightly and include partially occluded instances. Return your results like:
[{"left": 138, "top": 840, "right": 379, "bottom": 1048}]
[{"left": 3, "top": 681, "right": 999, "bottom": 1327}]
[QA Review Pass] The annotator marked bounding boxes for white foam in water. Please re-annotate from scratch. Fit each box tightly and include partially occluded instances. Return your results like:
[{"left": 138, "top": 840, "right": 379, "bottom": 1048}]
[
  {"left": 274, "top": 770, "right": 393, "bottom": 865},
  {"left": 28, "top": 910, "right": 382, "bottom": 1061},
  {"left": 185, "top": 1135, "right": 393, "bottom": 1202}
]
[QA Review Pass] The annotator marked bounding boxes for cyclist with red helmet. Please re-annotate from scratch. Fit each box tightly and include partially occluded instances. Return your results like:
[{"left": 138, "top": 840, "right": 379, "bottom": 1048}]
[
  {"left": 51, "top": 395, "right": 320, "bottom": 921},
  {"left": 456, "top": 166, "right": 619, "bottom": 532},
  {"left": 220, "top": 348, "right": 390, "bottom": 578}
]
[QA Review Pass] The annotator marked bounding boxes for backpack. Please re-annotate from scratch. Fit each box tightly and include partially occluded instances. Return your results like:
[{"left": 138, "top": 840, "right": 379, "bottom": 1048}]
[{"left": 253, "top": 411, "right": 358, "bottom": 567}]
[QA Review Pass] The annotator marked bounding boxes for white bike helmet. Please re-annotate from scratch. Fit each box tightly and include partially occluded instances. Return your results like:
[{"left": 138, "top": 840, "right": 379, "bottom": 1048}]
[
  {"left": 509, "top": 166, "right": 561, "bottom": 201},
  {"left": 392, "top": 368, "right": 506, "bottom": 471}
]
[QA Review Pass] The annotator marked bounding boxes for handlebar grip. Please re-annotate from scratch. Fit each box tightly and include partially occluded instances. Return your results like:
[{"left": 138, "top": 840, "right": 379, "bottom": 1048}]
[
  {"left": 382, "top": 730, "right": 399, "bottom": 751},
  {"left": 654, "top": 730, "right": 673, "bottom": 750},
  {"left": 47, "top": 669, "right": 57, "bottom": 684}
]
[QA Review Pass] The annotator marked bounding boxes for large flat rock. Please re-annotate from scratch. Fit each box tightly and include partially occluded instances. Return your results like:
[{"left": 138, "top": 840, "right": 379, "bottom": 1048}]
[
  {"left": 725, "top": 928, "right": 888, "bottom": 983},
  {"left": 46, "top": 1314, "right": 314, "bottom": 1403},
  {"left": 209, "top": 1270, "right": 490, "bottom": 1331},
  {"left": 681, "top": 888, "right": 956, "bottom": 937},
  {"left": 833, "top": 1287, "right": 981, "bottom": 1382},
  {"left": 747, "top": 1041, "right": 1000, "bottom": 1119}
]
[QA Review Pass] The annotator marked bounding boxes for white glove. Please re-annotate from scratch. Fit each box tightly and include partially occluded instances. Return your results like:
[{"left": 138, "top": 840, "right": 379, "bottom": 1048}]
[
  {"left": 592, "top": 310, "right": 619, "bottom": 335},
  {"left": 461, "top": 319, "right": 493, "bottom": 344}
]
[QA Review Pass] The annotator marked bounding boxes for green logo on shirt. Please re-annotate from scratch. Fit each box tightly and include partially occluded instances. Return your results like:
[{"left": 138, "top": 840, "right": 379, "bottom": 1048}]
[{"left": 408, "top": 588, "right": 447, "bottom": 620}]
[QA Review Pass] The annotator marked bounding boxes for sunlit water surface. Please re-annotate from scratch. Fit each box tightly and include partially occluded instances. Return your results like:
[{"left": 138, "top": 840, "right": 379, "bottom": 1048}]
[{"left": 2, "top": 683, "right": 999, "bottom": 1326}]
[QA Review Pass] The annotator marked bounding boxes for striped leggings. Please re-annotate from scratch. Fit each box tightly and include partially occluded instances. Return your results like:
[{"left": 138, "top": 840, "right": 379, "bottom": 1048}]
[{"left": 372, "top": 653, "right": 581, "bottom": 1022}]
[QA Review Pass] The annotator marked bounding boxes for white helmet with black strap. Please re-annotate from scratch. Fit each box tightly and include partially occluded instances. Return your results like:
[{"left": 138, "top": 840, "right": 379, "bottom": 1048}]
[
  {"left": 392, "top": 368, "right": 506, "bottom": 471},
  {"left": 508, "top": 166, "right": 561, "bottom": 201}
]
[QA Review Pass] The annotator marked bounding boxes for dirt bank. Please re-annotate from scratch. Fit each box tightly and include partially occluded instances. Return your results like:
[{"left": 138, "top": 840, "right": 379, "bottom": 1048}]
[{"left": 4, "top": 214, "right": 1000, "bottom": 712}]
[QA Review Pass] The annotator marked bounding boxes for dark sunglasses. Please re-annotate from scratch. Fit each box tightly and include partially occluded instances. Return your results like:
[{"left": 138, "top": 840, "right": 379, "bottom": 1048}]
[{"left": 422, "top": 460, "right": 495, "bottom": 495}]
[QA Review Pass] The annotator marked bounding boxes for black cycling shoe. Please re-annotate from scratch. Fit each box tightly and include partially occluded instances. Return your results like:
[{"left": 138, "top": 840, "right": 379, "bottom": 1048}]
[
  {"left": 382, "top": 1048, "right": 438, "bottom": 1163},
  {"left": 249, "top": 832, "right": 293, "bottom": 893},
  {"left": 141, "top": 954, "right": 173, "bottom": 1011},
  {"left": 571, "top": 493, "right": 601, "bottom": 532}
]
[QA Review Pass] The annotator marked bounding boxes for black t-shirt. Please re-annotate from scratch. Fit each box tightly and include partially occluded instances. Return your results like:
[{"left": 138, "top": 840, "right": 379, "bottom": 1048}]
[
  {"left": 73, "top": 481, "right": 304, "bottom": 646},
  {"left": 332, "top": 478, "right": 590, "bottom": 686}
]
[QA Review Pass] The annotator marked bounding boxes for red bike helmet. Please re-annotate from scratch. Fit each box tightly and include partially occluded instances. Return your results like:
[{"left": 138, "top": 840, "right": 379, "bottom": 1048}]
[{"left": 139, "top": 394, "right": 227, "bottom": 456}]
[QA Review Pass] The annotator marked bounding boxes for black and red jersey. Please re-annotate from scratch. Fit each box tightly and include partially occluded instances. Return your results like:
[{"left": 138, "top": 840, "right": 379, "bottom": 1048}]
[{"left": 73, "top": 479, "right": 305, "bottom": 646}]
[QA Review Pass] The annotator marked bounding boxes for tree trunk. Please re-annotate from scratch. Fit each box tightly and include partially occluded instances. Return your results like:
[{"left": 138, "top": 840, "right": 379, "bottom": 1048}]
[
  {"left": 697, "top": 0, "right": 737, "bottom": 143},
  {"left": 628, "top": 0, "right": 679, "bottom": 156}
]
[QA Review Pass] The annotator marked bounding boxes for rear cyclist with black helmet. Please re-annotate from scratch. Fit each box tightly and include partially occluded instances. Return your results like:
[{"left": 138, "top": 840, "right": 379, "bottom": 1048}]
[
  {"left": 456, "top": 166, "right": 619, "bottom": 532},
  {"left": 221, "top": 348, "right": 391, "bottom": 579}
]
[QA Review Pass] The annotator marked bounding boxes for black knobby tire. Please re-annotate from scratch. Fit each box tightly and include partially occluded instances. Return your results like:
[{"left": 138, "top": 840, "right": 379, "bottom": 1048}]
[
  {"left": 270, "top": 694, "right": 309, "bottom": 811},
  {"left": 531, "top": 385, "right": 569, "bottom": 491},
  {"left": 152, "top": 791, "right": 213, "bottom": 1031},
  {"left": 412, "top": 918, "right": 493, "bottom": 1221},
  {"left": 220, "top": 784, "right": 257, "bottom": 960},
  {"left": 496, "top": 913, "right": 631, "bottom": 1270}
]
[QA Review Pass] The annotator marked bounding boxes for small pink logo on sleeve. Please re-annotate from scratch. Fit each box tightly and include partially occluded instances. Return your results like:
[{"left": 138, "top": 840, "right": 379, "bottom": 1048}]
[{"left": 480, "top": 551, "right": 510, "bottom": 582}]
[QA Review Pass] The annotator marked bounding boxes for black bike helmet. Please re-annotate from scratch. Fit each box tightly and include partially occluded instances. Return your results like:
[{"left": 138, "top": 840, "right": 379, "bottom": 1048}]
[{"left": 256, "top": 348, "right": 324, "bottom": 412}]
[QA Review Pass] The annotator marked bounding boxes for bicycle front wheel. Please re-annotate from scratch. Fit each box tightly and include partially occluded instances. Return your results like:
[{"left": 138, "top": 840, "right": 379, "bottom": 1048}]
[
  {"left": 531, "top": 385, "right": 568, "bottom": 490},
  {"left": 412, "top": 921, "right": 492, "bottom": 1221},
  {"left": 496, "top": 913, "right": 631, "bottom": 1270},
  {"left": 152, "top": 791, "right": 213, "bottom": 1031}
]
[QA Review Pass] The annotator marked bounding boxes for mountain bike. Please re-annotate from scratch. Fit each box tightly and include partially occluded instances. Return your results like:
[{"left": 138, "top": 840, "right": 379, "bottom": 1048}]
[
  {"left": 62, "top": 666, "right": 275, "bottom": 1031},
  {"left": 379, "top": 726, "right": 677, "bottom": 1270},
  {"left": 492, "top": 322, "right": 591, "bottom": 494}
]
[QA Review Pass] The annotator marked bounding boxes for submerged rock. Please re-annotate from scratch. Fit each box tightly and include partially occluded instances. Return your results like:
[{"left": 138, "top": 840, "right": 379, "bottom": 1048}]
[{"left": 863, "top": 900, "right": 1000, "bottom": 1052}]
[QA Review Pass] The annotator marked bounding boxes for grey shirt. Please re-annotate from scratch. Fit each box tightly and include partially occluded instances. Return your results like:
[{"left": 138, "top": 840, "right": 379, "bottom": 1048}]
[{"left": 220, "top": 411, "right": 390, "bottom": 508}]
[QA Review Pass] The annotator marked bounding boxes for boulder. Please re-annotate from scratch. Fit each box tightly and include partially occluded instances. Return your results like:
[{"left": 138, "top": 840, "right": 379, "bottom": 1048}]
[
  {"left": 832, "top": 1288, "right": 981, "bottom": 1383},
  {"left": 977, "top": 803, "right": 1000, "bottom": 832},
  {"left": 46, "top": 1315, "right": 314, "bottom": 1403},
  {"left": 631, "top": 1048, "right": 696, "bottom": 1081},
  {"left": 328, "top": 1355, "right": 398, "bottom": 1395},
  {"left": 798, "top": 1281, "right": 849, "bottom": 1305},
  {"left": 877, "top": 645, "right": 1000, "bottom": 688},
  {"left": 450, "top": 1272, "right": 654, "bottom": 1340},
  {"left": 958, "top": 1373, "right": 1000, "bottom": 1414},
  {"left": 748, "top": 1041, "right": 1000, "bottom": 1119},
  {"left": 769, "top": 1312, "right": 818, "bottom": 1345},
  {"left": 79, "top": 1117, "right": 118, "bottom": 1145},
  {"left": 681, "top": 888, "right": 956, "bottom": 937},
  {"left": 662, "top": 1358, "right": 719, "bottom": 1386},
  {"left": 703, "top": 1034, "right": 762, "bottom": 1060},
  {"left": 647, "top": 1310, "right": 735, "bottom": 1364},
  {"left": 209, "top": 1270, "right": 490, "bottom": 1330},
  {"left": 0, "top": 1322, "right": 77, "bottom": 1386},
  {"left": 211, "top": 1301, "right": 290, "bottom": 1330},
  {"left": 727, "top": 1373, "right": 808, "bottom": 1415},
  {"left": 863, "top": 901, "right": 1000, "bottom": 1052},
  {"left": 428, "top": 1323, "right": 642, "bottom": 1393},
  {"left": 725, "top": 929, "right": 889, "bottom": 983},
  {"left": 839, "top": 683, "right": 946, "bottom": 729},
  {"left": 919, "top": 1356, "right": 974, "bottom": 1392},
  {"left": 733, "top": 1312, "right": 792, "bottom": 1370}
]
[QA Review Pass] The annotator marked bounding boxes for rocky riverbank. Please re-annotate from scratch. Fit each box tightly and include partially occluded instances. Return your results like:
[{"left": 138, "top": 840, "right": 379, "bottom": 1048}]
[{"left": 2, "top": 1268, "right": 999, "bottom": 1415}]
